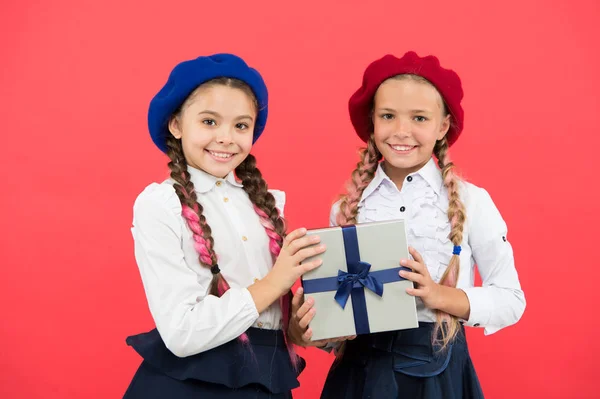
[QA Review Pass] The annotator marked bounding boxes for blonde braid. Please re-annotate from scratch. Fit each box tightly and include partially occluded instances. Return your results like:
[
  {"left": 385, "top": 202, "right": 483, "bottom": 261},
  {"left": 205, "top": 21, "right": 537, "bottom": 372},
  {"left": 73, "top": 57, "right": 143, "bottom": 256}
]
[
  {"left": 336, "top": 136, "right": 382, "bottom": 226},
  {"left": 432, "top": 136, "right": 466, "bottom": 349}
]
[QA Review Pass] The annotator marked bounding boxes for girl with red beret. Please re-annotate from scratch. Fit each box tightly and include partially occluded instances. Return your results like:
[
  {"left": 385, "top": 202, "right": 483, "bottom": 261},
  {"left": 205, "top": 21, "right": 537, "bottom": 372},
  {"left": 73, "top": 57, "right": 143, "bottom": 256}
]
[{"left": 294, "top": 51, "right": 526, "bottom": 398}]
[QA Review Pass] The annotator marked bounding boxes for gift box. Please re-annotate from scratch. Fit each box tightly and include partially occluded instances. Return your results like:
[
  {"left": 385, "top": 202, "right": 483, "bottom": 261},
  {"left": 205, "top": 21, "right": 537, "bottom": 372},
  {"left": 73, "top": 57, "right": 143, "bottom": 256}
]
[{"left": 301, "top": 220, "right": 418, "bottom": 341}]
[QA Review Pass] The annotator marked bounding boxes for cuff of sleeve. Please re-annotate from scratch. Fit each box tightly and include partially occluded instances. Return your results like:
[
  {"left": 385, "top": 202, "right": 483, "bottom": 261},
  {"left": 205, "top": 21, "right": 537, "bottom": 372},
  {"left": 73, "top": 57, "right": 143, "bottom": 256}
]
[
  {"left": 461, "top": 287, "right": 492, "bottom": 329},
  {"left": 240, "top": 287, "right": 260, "bottom": 320}
]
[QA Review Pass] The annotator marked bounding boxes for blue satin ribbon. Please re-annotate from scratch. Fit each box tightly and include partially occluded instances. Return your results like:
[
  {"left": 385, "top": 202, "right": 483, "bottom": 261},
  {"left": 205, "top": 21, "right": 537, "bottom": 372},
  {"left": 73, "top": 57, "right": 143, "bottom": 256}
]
[
  {"left": 302, "top": 225, "right": 410, "bottom": 335},
  {"left": 334, "top": 263, "right": 383, "bottom": 309}
]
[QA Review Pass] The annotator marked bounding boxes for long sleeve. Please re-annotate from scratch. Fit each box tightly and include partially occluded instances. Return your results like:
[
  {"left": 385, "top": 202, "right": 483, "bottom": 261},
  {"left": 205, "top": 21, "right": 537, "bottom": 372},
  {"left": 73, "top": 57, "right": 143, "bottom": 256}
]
[
  {"left": 462, "top": 187, "right": 526, "bottom": 335},
  {"left": 131, "top": 184, "right": 259, "bottom": 357}
]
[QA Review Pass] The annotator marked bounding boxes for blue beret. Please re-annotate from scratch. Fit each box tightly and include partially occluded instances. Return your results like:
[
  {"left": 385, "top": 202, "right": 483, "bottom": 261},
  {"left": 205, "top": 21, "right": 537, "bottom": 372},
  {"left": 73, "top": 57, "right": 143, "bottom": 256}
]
[{"left": 148, "top": 53, "right": 269, "bottom": 153}]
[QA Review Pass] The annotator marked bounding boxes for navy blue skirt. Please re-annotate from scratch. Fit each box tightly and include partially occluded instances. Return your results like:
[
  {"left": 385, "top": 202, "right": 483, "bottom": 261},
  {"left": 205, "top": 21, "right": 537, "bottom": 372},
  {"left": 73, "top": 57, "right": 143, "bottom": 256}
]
[
  {"left": 123, "top": 328, "right": 305, "bottom": 399},
  {"left": 320, "top": 322, "right": 484, "bottom": 399}
]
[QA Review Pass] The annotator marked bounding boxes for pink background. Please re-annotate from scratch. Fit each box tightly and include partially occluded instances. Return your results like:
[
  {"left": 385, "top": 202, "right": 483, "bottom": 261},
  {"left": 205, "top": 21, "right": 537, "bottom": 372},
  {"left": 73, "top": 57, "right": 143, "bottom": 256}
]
[{"left": 1, "top": 0, "right": 598, "bottom": 397}]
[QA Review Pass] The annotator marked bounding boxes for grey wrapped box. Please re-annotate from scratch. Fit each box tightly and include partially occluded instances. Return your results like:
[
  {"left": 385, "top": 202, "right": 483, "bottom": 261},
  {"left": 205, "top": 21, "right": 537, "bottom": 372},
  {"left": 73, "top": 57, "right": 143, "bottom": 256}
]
[{"left": 301, "top": 220, "right": 418, "bottom": 341}]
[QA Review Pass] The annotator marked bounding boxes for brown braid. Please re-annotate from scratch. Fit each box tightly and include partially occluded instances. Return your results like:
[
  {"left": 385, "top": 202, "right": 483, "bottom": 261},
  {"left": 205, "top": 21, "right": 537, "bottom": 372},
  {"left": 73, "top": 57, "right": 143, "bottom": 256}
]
[
  {"left": 235, "top": 154, "right": 298, "bottom": 361},
  {"left": 165, "top": 135, "right": 229, "bottom": 297},
  {"left": 235, "top": 154, "right": 287, "bottom": 244}
]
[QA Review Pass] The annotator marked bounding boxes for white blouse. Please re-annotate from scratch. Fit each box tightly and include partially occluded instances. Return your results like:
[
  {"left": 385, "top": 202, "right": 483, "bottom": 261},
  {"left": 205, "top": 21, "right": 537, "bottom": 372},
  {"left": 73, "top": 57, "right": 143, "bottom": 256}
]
[
  {"left": 330, "top": 158, "right": 526, "bottom": 335},
  {"left": 131, "top": 166, "right": 285, "bottom": 357}
]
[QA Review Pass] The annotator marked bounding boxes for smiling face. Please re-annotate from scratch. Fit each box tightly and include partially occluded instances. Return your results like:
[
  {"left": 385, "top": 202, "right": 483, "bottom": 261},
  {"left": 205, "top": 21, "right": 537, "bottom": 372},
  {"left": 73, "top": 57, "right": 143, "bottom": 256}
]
[
  {"left": 168, "top": 80, "right": 258, "bottom": 178},
  {"left": 372, "top": 75, "right": 450, "bottom": 180}
]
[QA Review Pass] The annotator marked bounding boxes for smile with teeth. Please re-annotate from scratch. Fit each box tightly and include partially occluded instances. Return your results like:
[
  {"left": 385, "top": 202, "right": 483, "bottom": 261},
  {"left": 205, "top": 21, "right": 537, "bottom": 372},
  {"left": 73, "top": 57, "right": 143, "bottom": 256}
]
[
  {"left": 389, "top": 144, "right": 416, "bottom": 151},
  {"left": 207, "top": 150, "right": 234, "bottom": 159}
]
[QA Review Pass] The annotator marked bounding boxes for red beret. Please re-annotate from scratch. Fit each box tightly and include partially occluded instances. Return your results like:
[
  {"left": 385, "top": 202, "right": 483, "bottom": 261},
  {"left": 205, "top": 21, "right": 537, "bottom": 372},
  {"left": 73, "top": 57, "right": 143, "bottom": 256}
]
[{"left": 348, "top": 51, "right": 464, "bottom": 146}]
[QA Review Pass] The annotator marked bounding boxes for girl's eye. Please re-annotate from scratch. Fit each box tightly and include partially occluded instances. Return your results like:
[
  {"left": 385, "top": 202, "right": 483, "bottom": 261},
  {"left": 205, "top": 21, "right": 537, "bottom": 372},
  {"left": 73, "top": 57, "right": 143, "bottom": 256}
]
[
  {"left": 236, "top": 123, "right": 249, "bottom": 130},
  {"left": 380, "top": 114, "right": 394, "bottom": 120},
  {"left": 414, "top": 116, "right": 428, "bottom": 122},
  {"left": 202, "top": 119, "right": 216, "bottom": 126}
]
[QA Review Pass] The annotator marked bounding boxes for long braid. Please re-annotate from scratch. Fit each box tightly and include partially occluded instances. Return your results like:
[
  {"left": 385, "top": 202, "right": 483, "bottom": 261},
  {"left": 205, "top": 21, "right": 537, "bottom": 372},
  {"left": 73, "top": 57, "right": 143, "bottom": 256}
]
[
  {"left": 336, "top": 136, "right": 382, "bottom": 226},
  {"left": 165, "top": 136, "right": 248, "bottom": 343},
  {"left": 432, "top": 136, "right": 466, "bottom": 349},
  {"left": 235, "top": 154, "right": 285, "bottom": 252},
  {"left": 235, "top": 154, "right": 299, "bottom": 365}
]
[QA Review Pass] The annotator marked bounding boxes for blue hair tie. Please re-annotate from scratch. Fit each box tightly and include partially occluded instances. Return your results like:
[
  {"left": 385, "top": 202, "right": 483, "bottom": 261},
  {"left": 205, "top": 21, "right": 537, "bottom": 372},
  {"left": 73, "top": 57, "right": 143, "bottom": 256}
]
[{"left": 452, "top": 245, "right": 462, "bottom": 255}]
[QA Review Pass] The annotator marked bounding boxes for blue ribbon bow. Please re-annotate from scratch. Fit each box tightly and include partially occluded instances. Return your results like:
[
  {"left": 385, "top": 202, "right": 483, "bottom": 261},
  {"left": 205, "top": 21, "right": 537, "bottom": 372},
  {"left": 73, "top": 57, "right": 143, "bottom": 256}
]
[{"left": 334, "top": 261, "right": 384, "bottom": 309}]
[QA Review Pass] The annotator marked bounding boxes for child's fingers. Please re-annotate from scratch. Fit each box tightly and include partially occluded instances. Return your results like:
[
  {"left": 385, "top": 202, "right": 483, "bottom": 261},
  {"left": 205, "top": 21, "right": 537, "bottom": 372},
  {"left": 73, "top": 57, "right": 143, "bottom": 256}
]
[
  {"left": 408, "top": 246, "right": 425, "bottom": 263},
  {"left": 298, "top": 258, "right": 323, "bottom": 274},
  {"left": 287, "top": 234, "right": 321, "bottom": 256},
  {"left": 294, "top": 244, "right": 327, "bottom": 264},
  {"left": 298, "top": 309, "right": 316, "bottom": 329},
  {"left": 282, "top": 228, "right": 307, "bottom": 249},
  {"left": 399, "top": 269, "right": 425, "bottom": 285},
  {"left": 406, "top": 287, "right": 426, "bottom": 297},
  {"left": 296, "top": 296, "right": 314, "bottom": 321},
  {"left": 302, "top": 328, "right": 314, "bottom": 342},
  {"left": 291, "top": 287, "right": 304, "bottom": 312},
  {"left": 400, "top": 258, "right": 424, "bottom": 274}
]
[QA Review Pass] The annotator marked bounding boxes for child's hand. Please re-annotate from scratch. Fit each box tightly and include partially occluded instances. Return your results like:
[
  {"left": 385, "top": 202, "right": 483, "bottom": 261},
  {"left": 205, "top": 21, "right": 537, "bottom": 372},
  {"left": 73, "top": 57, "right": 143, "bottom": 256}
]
[
  {"left": 399, "top": 246, "right": 443, "bottom": 310},
  {"left": 287, "top": 287, "right": 356, "bottom": 347},
  {"left": 265, "top": 228, "right": 325, "bottom": 297}
]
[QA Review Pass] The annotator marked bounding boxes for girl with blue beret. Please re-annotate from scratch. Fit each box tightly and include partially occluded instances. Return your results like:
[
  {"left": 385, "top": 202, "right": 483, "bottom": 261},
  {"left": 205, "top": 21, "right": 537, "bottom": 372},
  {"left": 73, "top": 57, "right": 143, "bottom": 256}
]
[{"left": 123, "top": 53, "right": 327, "bottom": 399}]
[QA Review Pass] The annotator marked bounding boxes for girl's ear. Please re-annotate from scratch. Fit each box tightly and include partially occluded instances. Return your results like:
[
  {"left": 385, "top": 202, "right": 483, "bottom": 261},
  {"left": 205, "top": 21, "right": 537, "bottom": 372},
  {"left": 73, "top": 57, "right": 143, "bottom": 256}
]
[
  {"left": 438, "top": 114, "right": 451, "bottom": 140},
  {"left": 169, "top": 116, "right": 182, "bottom": 139}
]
